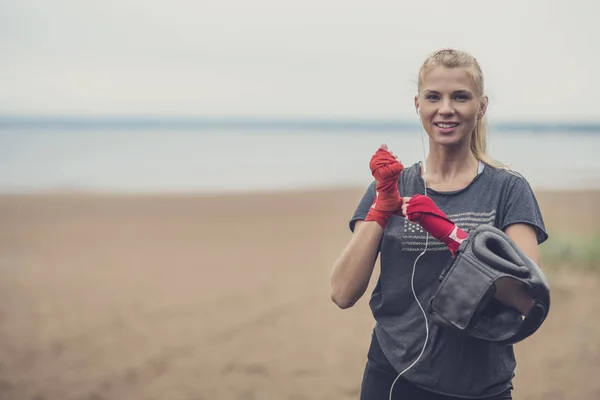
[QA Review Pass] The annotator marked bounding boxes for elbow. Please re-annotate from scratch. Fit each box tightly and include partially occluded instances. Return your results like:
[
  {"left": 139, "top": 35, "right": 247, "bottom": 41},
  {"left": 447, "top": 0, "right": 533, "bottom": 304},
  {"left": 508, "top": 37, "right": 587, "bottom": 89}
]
[{"left": 330, "top": 289, "right": 358, "bottom": 310}]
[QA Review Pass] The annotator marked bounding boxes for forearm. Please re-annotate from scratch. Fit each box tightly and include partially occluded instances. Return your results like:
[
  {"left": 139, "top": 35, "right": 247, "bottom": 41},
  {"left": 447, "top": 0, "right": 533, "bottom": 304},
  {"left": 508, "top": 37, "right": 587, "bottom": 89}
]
[
  {"left": 493, "top": 224, "right": 541, "bottom": 316},
  {"left": 330, "top": 145, "right": 402, "bottom": 309},
  {"left": 330, "top": 221, "right": 383, "bottom": 309}
]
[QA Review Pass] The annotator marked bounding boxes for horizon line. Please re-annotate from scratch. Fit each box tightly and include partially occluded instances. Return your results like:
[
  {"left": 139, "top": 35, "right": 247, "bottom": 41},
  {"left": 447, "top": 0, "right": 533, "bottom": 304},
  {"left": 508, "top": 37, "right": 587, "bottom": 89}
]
[{"left": 1, "top": 115, "right": 599, "bottom": 133}]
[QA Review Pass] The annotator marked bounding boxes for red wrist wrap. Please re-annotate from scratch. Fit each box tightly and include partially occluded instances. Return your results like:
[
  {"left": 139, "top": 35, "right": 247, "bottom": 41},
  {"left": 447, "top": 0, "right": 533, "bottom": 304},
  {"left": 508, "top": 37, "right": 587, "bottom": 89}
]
[
  {"left": 406, "top": 194, "right": 468, "bottom": 256},
  {"left": 364, "top": 148, "right": 404, "bottom": 229}
]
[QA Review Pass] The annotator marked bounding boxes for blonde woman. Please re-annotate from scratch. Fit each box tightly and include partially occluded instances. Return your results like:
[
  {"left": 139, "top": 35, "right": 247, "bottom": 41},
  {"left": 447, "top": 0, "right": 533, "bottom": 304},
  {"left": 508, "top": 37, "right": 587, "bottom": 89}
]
[{"left": 331, "top": 49, "right": 547, "bottom": 400}]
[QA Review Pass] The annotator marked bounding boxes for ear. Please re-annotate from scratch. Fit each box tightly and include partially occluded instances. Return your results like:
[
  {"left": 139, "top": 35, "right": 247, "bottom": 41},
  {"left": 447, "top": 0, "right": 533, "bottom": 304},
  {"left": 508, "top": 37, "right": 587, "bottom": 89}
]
[
  {"left": 479, "top": 95, "right": 489, "bottom": 119},
  {"left": 414, "top": 95, "right": 420, "bottom": 116}
]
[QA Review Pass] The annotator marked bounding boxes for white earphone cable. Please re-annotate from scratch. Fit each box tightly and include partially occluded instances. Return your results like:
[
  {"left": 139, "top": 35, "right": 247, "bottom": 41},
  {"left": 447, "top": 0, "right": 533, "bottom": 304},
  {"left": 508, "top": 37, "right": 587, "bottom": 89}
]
[{"left": 388, "top": 119, "right": 430, "bottom": 400}]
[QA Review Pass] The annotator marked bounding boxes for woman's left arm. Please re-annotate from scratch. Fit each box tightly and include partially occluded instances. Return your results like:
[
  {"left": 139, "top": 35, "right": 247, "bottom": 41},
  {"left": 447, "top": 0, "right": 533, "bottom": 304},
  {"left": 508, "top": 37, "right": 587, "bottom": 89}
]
[{"left": 492, "top": 223, "right": 541, "bottom": 315}]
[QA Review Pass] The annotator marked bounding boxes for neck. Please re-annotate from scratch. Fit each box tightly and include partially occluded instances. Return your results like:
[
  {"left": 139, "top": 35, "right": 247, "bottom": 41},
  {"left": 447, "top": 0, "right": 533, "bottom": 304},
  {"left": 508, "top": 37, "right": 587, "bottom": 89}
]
[{"left": 423, "top": 141, "right": 479, "bottom": 185}]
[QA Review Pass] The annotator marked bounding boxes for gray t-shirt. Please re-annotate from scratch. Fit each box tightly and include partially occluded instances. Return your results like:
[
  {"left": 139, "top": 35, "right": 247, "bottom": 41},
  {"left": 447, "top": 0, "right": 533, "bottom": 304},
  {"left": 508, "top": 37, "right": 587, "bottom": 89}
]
[{"left": 350, "top": 161, "right": 548, "bottom": 398}]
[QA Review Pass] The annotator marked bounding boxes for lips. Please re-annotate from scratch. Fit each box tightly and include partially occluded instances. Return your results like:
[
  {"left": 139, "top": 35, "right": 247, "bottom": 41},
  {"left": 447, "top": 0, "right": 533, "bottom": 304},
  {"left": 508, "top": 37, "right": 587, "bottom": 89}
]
[
  {"left": 433, "top": 121, "right": 460, "bottom": 134},
  {"left": 434, "top": 122, "right": 460, "bottom": 128}
]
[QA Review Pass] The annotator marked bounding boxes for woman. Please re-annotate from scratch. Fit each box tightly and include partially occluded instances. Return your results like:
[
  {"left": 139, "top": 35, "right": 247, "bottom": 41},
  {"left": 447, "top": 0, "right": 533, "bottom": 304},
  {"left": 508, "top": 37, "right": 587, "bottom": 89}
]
[{"left": 330, "top": 49, "right": 548, "bottom": 399}]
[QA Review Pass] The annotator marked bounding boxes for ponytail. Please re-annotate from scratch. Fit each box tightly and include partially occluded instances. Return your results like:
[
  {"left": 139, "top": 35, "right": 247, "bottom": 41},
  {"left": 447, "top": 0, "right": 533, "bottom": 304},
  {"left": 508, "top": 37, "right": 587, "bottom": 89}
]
[{"left": 470, "top": 116, "right": 511, "bottom": 170}]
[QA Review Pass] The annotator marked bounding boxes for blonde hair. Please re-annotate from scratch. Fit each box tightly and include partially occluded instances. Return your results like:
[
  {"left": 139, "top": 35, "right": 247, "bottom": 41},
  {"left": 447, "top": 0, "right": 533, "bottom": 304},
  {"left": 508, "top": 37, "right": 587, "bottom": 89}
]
[{"left": 418, "top": 49, "right": 510, "bottom": 170}]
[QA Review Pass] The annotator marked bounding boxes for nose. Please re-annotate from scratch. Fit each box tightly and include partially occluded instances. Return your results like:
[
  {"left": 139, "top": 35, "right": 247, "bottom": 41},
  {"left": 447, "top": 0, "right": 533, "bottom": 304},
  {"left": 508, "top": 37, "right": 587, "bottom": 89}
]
[{"left": 438, "top": 98, "right": 455, "bottom": 116}]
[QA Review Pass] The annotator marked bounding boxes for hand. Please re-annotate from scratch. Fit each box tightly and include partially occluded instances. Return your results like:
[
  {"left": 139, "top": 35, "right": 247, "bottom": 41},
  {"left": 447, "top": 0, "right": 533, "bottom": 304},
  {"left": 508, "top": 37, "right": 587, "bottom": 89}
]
[
  {"left": 369, "top": 144, "right": 404, "bottom": 212},
  {"left": 370, "top": 144, "right": 403, "bottom": 189},
  {"left": 403, "top": 194, "right": 468, "bottom": 256},
  {"left": 364, "top": 144, "right": 404, "bottom": 229},
  {"left": 401, "top": 196, "right": 411, "bottom": 217}
]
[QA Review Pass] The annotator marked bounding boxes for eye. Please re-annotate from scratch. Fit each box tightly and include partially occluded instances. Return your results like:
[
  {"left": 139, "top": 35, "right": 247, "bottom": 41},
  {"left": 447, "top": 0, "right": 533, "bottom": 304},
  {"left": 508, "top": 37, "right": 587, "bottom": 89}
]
[
  {"left": 425, "top": 93, "right": 440, "bottom": 101},
  {"left": 452, "top": 93, "right": 471, "bottom": 101}
]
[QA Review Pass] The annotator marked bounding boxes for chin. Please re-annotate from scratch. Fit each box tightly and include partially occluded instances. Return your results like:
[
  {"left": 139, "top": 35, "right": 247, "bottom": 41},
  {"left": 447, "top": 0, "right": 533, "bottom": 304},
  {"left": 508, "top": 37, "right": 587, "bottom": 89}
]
[{"left": 430, "top": 133, "right": 466, "bottom": 147}]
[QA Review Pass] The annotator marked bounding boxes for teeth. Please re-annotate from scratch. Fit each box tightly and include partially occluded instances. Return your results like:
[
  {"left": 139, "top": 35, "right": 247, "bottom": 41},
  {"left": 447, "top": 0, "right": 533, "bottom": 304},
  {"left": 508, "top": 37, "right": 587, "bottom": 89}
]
[{"left": 437, "top": 123, "right": 458, "bottom": 128}]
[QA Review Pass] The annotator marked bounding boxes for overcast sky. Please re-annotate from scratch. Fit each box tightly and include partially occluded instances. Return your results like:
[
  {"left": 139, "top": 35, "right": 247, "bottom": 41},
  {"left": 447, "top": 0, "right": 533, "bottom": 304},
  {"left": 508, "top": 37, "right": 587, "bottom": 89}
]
[{"left": 1, "top": 0, "right": 598, "bottom": 121}]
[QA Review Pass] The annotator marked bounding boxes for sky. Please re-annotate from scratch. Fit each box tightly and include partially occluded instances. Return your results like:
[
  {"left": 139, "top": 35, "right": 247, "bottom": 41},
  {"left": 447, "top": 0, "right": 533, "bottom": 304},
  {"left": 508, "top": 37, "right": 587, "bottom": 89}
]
[{"left": 1, "top": 0, "right": 598, "bottom": 121}]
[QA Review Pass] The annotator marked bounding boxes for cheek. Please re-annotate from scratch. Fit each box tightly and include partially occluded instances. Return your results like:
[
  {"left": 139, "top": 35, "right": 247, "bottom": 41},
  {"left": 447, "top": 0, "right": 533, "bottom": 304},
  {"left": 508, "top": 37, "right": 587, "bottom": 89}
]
[
  {"left": 465, "top": 104, "right": 481, "bottom": 119},
  {"left": 421, "top": 109, "right": 437, "bottom": 122},
  {"left": 459, "top": 107, "right": 480, "bottom": 127}
]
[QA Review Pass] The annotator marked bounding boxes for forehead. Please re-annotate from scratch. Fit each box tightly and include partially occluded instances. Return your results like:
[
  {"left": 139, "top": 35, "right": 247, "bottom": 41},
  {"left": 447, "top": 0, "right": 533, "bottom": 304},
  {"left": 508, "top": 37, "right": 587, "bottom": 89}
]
[{"left": 421, "top": 66, "right": 477, "bottom": 93}]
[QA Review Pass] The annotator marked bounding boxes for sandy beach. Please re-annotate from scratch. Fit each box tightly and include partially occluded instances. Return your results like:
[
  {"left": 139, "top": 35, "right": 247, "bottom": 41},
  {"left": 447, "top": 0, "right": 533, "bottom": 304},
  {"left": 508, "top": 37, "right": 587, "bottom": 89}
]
[{"left": 0, "top": 188, "right": 598, "bottom": 400}]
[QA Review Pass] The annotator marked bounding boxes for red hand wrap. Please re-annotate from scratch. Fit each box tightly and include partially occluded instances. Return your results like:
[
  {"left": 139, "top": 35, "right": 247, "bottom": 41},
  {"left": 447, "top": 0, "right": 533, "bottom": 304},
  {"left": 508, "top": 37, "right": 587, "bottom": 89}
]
[
  {"left": 364, "top": 148, "right": 404, "bottom": 229},
  {"left": 405, "top": 194, "right": 468, "bottom": 256}
]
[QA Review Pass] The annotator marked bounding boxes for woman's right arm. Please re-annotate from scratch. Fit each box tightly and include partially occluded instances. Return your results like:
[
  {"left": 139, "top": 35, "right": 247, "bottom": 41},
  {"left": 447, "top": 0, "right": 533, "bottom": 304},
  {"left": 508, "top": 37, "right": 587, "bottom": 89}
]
[
  {"left": 330, "top": 220, "right": 384, "bottom": 309},
  {"left": 331, "top": 144, "right": 403, "bottom": 309}
]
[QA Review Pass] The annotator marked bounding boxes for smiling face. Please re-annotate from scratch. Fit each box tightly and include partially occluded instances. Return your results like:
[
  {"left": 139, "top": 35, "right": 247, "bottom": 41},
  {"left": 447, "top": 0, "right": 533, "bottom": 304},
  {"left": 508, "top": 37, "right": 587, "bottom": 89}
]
[{"left": 415, "top": 66, "right": 488, "bottom": 147}]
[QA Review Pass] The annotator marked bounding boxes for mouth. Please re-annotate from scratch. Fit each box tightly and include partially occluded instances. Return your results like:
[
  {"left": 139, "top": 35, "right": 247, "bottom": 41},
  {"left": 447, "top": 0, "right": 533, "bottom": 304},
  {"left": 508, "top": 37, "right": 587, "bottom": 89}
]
[
  {"left": 433, "top": 122, "right": 460, "bottom": 134},
  {"left": 434, "top": 122, "right": 460, "bottom": 128}
]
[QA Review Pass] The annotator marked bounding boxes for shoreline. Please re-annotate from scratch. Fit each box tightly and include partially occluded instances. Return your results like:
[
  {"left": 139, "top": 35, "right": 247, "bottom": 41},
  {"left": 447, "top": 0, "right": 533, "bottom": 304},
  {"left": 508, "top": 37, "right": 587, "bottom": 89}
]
[{"left": 0, "top": 185, "right": 598, "bottom": 196}]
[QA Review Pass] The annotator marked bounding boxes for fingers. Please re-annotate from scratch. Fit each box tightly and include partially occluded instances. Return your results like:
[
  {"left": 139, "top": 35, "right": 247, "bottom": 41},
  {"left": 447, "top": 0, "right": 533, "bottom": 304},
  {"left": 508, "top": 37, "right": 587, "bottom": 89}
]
[
  {"left": 370, "top": 150, "right": 400, "bottom": 171},
  {"left": 372, "top": 149, "right": 400, "bottom": 164},
  {"left": 369, "top": 145, "right": 404, "bottom": 179},
  {"left": 402, "top": 197, "right": 411, "bottom": 217},
  {"left": 390, "top": 162, "right": 404, "bottom": 174},
  {"left": 378, "top": 144, "right": 398, "bottom": 158},
  {"left": 379, "top": 144, "right": 399, "bottom": 159}
]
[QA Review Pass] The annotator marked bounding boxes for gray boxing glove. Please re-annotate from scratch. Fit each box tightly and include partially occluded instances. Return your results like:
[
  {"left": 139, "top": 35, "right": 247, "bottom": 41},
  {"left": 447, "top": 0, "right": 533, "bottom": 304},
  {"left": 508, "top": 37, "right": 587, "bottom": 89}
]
[{"left": 428, "top": 224, "right": 550, "bottom": 345}]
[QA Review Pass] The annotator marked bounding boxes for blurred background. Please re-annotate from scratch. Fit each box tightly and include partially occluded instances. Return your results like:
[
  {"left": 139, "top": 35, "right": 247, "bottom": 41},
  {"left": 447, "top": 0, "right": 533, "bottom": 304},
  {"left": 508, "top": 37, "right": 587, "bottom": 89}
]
[{"left": 0, "top": 1, "right": 599, "bottom": 399}]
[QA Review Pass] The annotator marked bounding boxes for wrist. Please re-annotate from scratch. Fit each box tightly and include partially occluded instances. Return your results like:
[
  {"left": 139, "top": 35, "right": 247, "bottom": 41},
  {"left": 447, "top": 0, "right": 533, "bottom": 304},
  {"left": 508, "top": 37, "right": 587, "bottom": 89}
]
[
  {"left": 418, "top": 215, "right": 468, "bottom": 256},
  {"left": 365, "top": 208, "right": 393, "bottom": 229},
  {"left": 371, "top": 186, "right": 402, "bottom": 213}
]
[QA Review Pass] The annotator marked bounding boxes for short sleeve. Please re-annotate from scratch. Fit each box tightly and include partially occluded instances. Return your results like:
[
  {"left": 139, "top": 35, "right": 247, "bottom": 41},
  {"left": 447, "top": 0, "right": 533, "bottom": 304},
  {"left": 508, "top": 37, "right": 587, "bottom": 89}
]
[
  {"left": 499, "top": 175, "right": 549, "bottom": 244},
  {"left": 349, "top": 180, "right": 376, "bottom": 232}
]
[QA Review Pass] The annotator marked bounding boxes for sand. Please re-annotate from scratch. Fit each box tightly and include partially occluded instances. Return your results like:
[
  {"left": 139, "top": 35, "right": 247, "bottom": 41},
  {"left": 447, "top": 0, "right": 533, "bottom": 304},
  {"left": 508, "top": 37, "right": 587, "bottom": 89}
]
[{"left": 0, "top": 189, "right": 598, "bottom": 400}]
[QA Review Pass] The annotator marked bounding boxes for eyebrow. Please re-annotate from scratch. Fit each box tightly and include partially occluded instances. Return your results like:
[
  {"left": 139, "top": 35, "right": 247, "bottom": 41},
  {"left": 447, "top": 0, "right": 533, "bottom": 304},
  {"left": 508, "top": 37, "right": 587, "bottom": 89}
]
[
  {"left": 423, "top": 89, "right": 473, "bottom": 95},
  {"left": 452, "top": 90, "right": 473, "bottom": 96}
]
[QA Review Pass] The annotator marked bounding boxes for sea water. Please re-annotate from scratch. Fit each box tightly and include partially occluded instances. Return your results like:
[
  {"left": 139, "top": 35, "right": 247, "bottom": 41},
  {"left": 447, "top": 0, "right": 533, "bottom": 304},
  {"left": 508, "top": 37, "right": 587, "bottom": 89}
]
[{"left": 1, "top": 128, "right": 599, "bottom": 193}]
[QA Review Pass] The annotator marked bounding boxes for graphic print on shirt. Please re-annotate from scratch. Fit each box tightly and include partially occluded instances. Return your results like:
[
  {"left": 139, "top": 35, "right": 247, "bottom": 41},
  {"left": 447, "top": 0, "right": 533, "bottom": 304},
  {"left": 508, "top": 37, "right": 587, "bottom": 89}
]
[{"left": 401, "top": 209, "right": 497, "bottom": 252}]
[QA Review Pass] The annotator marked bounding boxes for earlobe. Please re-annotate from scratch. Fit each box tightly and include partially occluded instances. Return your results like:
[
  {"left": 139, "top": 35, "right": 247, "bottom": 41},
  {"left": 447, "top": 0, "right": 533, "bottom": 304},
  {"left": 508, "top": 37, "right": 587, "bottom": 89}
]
[{"left": 479, "top": 95, "right": 489, "bottom": 119}]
